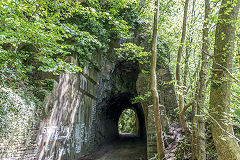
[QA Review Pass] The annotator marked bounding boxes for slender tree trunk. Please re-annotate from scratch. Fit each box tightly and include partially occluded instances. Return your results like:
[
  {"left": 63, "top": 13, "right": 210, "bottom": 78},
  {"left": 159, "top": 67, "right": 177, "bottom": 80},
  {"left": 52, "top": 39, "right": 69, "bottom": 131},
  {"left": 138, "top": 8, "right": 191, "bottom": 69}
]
[
  {"left": 191, "top": 100, "right": 197, "bottom": 160},
  {"left": 237, "top": 37, "right": 240, "bottom": 66},
  {"left": 183, "top": 46, "right": 190, "bottom": 89},
  {"left": 150, "top": 0, "right": 165, "bottom": 159},
  {"left": 184, "top": 0, "right": 195, "bottom": 93},
  {"left": 176, "top": 0, "right": 190, "bottom": 134},
  {"left": 209, "top": 0, "right": 240, "bottom": 159},
  {"left": 195, "top": 1, "right": 210, "bottom": 159}
]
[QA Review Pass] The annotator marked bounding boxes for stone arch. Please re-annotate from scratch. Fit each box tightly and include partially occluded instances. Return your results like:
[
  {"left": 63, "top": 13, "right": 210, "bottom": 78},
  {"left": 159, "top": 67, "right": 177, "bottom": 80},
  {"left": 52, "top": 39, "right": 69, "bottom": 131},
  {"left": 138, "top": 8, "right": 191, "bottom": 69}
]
[
  {"left": 94, "top": 60, "right": 147, "bottom": 145},
  {"left": 105, "top": 92, "right": 146, "bottom": 139}
]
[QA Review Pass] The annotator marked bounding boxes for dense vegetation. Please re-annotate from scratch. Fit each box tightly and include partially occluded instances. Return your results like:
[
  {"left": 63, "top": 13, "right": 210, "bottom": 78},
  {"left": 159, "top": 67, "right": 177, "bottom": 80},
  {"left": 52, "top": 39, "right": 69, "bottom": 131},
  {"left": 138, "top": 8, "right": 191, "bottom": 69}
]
[
  {"left": 0, "top": 0, "right": 141, "bottom": 155},
  {"left": 1, "top": 0, "right": 240, "bottom": 159}
]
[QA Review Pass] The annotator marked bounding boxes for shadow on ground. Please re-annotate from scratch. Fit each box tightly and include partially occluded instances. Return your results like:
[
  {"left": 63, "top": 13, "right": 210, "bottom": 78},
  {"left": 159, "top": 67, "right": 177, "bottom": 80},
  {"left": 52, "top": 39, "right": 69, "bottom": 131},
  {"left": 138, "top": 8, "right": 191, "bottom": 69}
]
[{"left": 78, "top": 133, "right": 146, "bottom": 160}]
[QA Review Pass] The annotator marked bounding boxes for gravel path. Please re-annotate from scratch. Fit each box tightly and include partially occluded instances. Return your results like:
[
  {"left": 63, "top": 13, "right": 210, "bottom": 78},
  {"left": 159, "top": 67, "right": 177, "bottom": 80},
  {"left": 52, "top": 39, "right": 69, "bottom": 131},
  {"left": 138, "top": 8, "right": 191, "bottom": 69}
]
[{"left": 78, "top": 134, "right": 147, "bottom": 160}]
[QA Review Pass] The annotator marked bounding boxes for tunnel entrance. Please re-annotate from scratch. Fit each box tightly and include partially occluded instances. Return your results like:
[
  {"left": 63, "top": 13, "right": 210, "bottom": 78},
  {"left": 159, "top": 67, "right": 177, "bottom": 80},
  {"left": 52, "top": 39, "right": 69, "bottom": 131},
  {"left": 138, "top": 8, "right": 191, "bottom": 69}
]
[
  {"left": 95, "top": 61, "right": 147, "bottom": 159},
  {"left": 78, "top": 61, "right": 147, "bottom": 159},
  {"left": 79, "top": 93, "right": 147, "bottom": 160},
  {"left": 103, "top": 61, "right": 146, "bottom": 141},
  {"left": 105, "top": 92, "right": 146, "bottom": 141}
]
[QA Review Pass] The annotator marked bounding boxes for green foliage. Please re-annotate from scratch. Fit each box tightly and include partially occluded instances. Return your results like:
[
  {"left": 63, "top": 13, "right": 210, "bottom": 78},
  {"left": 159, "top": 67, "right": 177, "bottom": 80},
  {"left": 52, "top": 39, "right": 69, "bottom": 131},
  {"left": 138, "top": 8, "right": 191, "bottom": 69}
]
[
  {"left": 0, "top": 0, "right": 140, "bottom": 85},
  {"left": 115, "top": 43, "right": 150, "bottom": 64},
  {"left": 175, "top": 136, "right": 191, "bottom": 160},
  {"left": 231, "top": 80, "right": 240, "bottom": 130},
  {"left": 1, "top": 0, "right": 80, "bottom": 79},
  {"left": 132, "top": 91, "right": 151, "bottom": 104},
  {"left": 31, "top": 78, "right": 56, "bottom": 102},
  {"left": 0, "top": 86, "right": 39, "bottom": 155},
  {"left": 118, "top": 109, "right": 137, "bottom": 134}
]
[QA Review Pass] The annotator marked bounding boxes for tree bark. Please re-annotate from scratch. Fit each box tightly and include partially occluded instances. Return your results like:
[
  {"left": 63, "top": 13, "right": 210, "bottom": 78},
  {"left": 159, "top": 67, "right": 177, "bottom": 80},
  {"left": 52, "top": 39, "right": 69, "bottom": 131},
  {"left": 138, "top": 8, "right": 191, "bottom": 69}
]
[
  {"left": 191, "top": 100, "right": 197, "bottom": 160},
  {"left": 195, "top": 0, "right": 210, "bottom": 159},
  {"left": 176, "top": 0, "right": 190, "bottom": 134},
  {"left": 237, "top": 36, "right": 240, "bottom": 66},
  {"left": 150, "top": 0, "right": 165, "bottom": 159},
  {"left": 209, "top": 0, "right": 240, "bottom": 159}
]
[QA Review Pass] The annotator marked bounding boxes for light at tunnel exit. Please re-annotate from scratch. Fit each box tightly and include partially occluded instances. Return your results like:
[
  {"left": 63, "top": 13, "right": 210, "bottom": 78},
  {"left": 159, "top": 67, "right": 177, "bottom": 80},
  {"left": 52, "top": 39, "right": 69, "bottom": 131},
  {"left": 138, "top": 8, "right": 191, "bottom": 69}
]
[{"left": 118, "top": 109, "right": 139, "bottom": 135}]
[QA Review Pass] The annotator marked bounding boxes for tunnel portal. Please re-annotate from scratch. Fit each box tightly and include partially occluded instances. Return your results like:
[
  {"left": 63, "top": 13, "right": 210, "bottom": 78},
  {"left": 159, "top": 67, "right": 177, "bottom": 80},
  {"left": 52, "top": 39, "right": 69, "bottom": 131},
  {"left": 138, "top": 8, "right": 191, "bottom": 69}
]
[
  {"left": 105, "top": 93, "right": 146, "bottom": 139},
  {"left": 79, "top": 61, "right": 147, "bottom": 160},
  {"left": 95, "top": 60, "right": 147, "bottom": 143}
]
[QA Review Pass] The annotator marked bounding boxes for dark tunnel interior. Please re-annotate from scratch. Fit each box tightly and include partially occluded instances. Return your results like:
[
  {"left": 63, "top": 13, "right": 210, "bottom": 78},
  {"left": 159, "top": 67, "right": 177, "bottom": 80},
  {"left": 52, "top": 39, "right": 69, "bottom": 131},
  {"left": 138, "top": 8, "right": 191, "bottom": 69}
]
[
  {"left": 105, "top": 93, "right": 146, "bottom": 139},
  {"left": 80, "top": 61, "right": 148, "bottom": 159},
  {"left": 102, "top": 61, "right": 147, "bottom": 141}
]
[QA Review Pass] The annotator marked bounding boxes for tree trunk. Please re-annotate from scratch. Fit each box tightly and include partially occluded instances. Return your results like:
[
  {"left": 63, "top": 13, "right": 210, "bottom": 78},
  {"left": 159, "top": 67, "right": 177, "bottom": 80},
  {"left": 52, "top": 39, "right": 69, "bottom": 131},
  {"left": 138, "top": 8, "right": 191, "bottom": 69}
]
[
  {"left": 150, "top": 0, "right": 165, "bottom": 159},
  {"left": 237, "top": 37, "right": 240, "bottom": 66},
  {"left": 191, "top": 100, "right": 197, "bottom": 160},
  {"left": 176, "top": 0, "right": 190, "bottom": 134},
  {"left": 183, "top": 45, "right": 190, "bottom": 89},
  {"left": 209, "top": 0, "right": 240, "bottom": 159},
  {"left": 195, "top": 0, "right": 210, "bottom": 159}
]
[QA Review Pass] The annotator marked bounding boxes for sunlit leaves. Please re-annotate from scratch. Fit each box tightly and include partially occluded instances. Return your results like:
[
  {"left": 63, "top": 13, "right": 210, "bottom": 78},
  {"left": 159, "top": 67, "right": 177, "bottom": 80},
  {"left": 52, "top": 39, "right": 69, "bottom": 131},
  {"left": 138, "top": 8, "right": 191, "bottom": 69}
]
[
  {"left": 115, "top": 43, "right": 150, "bottom": 64},
  {"left": 0, "top": 86, "right": 38, "bottom": 155},
  {"left": 38, "top": 57, "right": 82, "bottom": 75},
  {"left": 118, "top": 109, "right": 137, "bottom": 134}
]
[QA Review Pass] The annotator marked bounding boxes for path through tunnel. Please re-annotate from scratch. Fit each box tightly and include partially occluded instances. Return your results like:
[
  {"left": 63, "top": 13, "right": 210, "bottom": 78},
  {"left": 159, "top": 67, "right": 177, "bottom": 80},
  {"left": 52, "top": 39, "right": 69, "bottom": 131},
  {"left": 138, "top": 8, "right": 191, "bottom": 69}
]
[
  {"left": 79, "top": 61, "right": 147, "bottom": 160},
  {"left": 80, "top": 93, "right": 147, "bottom": 160},
  {"left": 101, "top": 93, "right": 147, "bottom": 160},
  {"left": 103, "top": 61, "right": 146, "bottom": 140},
  {"left": 106, "top": 93, "right": 146, "bottom": 140}
]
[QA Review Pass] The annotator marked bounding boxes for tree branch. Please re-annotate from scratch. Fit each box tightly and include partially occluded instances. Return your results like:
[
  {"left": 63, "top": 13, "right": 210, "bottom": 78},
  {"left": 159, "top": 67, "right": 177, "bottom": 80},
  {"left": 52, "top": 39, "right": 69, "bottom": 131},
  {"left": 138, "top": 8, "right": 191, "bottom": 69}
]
[
  {"left": 208, "top": 113, "right": 240, "bottom": 142},
  {"left": 214, "top": 62, "right": 240, "bottom": 84}
]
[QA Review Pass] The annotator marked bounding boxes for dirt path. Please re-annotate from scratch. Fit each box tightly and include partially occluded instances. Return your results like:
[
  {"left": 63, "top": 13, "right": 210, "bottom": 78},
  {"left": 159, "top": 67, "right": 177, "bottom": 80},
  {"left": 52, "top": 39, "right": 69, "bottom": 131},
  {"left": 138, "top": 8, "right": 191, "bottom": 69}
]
[
  {"left": 78, "top": 134, "right": 147, "bottom": 160},
  {"left": 79, "top": 124, "right": 183, "bottom": 160}
]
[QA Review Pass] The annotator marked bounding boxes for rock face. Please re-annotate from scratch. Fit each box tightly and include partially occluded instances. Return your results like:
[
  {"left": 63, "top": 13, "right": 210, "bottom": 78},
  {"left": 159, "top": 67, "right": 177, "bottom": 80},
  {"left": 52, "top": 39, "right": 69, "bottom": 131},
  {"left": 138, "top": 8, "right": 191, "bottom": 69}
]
[{"left": 0, "top": 43, "right": 178, "bottom": 160}]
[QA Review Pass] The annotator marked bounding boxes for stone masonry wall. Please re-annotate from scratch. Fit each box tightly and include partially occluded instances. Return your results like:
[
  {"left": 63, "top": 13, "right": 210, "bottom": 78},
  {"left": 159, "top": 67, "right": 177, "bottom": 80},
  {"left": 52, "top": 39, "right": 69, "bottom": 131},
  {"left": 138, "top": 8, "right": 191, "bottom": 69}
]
[
  {"left": 0, "top": 130, "right": 38, "bottom": 160},
  {"left": 36, "top": 54, "right": 106, "bottom": 160},
  {"left": 136, "top": 65, "right": 178, "bottom": 159}
]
